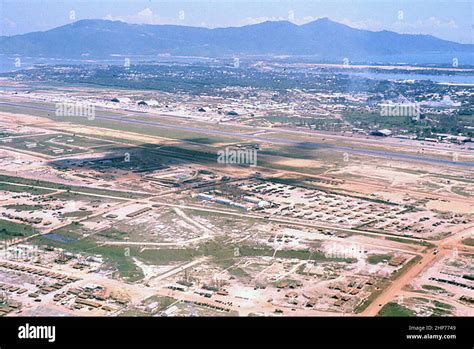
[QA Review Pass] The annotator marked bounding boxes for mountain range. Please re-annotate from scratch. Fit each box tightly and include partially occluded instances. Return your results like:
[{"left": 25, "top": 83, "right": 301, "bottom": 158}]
[{"left": 0, "top": 18, "right": 472, "bottom": 59}]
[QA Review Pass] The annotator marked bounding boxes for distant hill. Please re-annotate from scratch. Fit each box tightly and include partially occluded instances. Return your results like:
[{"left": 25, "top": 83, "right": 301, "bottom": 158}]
[{"left": 0, "top": 18, "right": 472, "bottom": 59}]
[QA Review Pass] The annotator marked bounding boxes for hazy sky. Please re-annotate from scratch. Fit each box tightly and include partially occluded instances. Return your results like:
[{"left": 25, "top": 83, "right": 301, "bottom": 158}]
[{"left": 1, "top": 0, "right": 473, "bottom": 43}]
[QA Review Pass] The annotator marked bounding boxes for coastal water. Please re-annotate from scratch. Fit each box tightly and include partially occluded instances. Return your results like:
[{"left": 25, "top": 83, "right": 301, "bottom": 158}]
[{"left": 346, "top": 71, "right": 474, "bottom": 85}]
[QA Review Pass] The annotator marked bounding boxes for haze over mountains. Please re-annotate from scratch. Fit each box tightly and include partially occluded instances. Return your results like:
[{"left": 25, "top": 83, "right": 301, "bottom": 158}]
[{"left": 0, "top": 18, "right": 472, "bottom": 60}]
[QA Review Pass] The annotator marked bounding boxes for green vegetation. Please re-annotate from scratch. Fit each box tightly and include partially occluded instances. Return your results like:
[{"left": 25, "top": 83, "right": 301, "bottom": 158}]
[
  {"left": 3, "top": 134, "right": 86, "bottom": 157},
  {"left": 139, "top": 248, "right": 198, "bottom": 263},
  {"left": 32, "top": 225, "right": 144, "bottom": 282},
  {"left": 52, "top": 192, "right": 100, "bottom": 201},
  {"left": 0, "top": 219, "right": 36, "bottom": 240},
  {"left": 367, "top": 254, "right": 391, "bottom": 264},
  {"left": 227, "top": 267, "right": 250, "bottom": 278},
  {"left": 97, "top": 229, "right": 128, "bottom": 240},
  {"left": 462, "top": 274, "right": 474, "bottom": 281},
  {"left": 343, "top": 110, "right": 474, "bottom": 138},
  {"left": 430, "top": 300, "right": 453, "bottom": 316},
  {"left": 32, "top": 222, "right": 359, "bottom": 284},
  {"left": 344, "top": 111, "right": 413, "bottom": 130},
  {"left": 200, "top": 242, "right": 356, "bottom": 263},
  {"left": 377, "top": 302, "right": 416, "bottom": 317},
  {"left": 50, "top": 134, "right": 113, "bottom": 148},
  {"left": 1, "top": 101, "right": 236, "bottom": 145},
  {"left": 385, "top": 236, "right": 435, "bottom": 248},
  {"left": 62, "top": 211, "right": 93, "bottom": 218},
  {"left": 251, "top": 114, "right": 343, "bottom": 131},
  {"left": 451, "top": 186, "right": 473, "bottom": 197},
  {"left": 462, "top": 238, "right": 474, "bottom": 247},
  {"left": 432, "top": 300, "right": 452, "bottom": 310},
  {"left": 0, "top": 174, "right": 144, "bottom": 199},
  {"left": 4, "top": 204, "right": 44, "bottom": 211},
  {"left": 118, "top": 309, "right": 151, "bottom": 317},
  {"left": 0, "top": 182, "right": 54, "bottom": 195},
  {"left": 421, "top": 284, "right": 446, "bottom": 292}
]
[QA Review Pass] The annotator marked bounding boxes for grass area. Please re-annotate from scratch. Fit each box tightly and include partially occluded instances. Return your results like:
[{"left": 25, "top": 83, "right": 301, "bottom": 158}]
[
  {"left": 462, "top": 238, "right": 474, "bottom": 246},
  {"left": 4, "top": 204, "right": 44, "bottom": 211},
  {"left": 227, "top": 266, "right": 251, "bottom": 278},
  {"left": 2, "top": 134, "right": 86, "bottom": 157},
  {"left": 153, "top": 143, "right": 334, "bottom": 176},
  {"left": 261, "top": 146, "right": 331, "bottom": 160},
  {"left": 5, "top": 102, "right": 236, "bottom": 144},
  {"left": 139, "top": 248, "right": 198, "bottom": 263},
  {"left": 52, "top": 191, "right": 102, "bottom": 201},
  {"left": 344, "top": 111, "right": 413, "bottom": 130},
  {"left": 377, "top": 302, "right": 416, "bottom": 317},
  {"left": 32, "top": 225, "right": 144, "bottom": 282},
  {"left": 118, "top": 309, "right": 151, "bottom": 317},
  {"left": 0, "top": 174, "right": 144, "bottom": 199},
  {"left": 0, "top": 219, "right": 36, "bottom": 240},
  {"left": 201, "top": 241, "right": 356, "bottom": 263},
  {"left": 432, "top": 300, "right": 453, "bottom": 310},
  {"left": 31, "top": 221, "right": 356, "bottom": 284},
  {"left": 62, "top": 211, "right": 93, "bottom": 218},
  {"left": 142, "top": 295, "right": 176, "bottom": 309},
  {"left": 385, "top": 236, "right": 435, "bottom": 248},
  {"left": 451, "top": 186, "right": 473, "bottom": 197},
  {"left": 367, "top": 254, "right": 391, "bottom": 265},
  {"left": 421, "top": 284, "right": 446, "bottom": 292},
  {"left": 430, "top": 300, "right": 453, "bottom": 316},
  {"left": 50, "top": 134, "right": 113, "bottom": 148},
  {"left": 97, "top": 229, "right": 128, "bottom": 240},
  {"left": 154, "top": 145, "right": 217, "bottom": 164},
  {"left": 343, "top": 110, "right": 474, "bottom": 138},
  {"left": 0, "top": 182, "right": 54, "bottom": 195},
  {"left": 32, "top": 222, "right": 199, "bottom": 281}
]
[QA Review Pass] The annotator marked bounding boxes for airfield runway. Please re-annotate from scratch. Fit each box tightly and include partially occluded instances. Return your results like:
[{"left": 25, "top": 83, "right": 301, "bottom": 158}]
[{"left": 0, "top": 100, "right": 473, "bottom": 168}]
